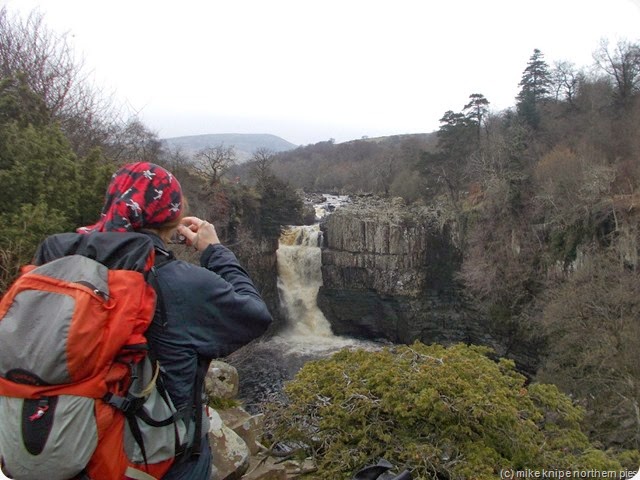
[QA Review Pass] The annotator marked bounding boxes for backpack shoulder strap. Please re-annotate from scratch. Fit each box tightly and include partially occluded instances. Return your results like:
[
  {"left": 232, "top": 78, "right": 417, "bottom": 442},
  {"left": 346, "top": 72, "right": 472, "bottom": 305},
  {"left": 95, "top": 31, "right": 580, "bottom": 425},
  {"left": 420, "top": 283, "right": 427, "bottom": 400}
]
[
  {"left": 148, "top": 247, "right": 175, "bottom": 329},
  {"left": 146, "top": 246, "right": 207, "bottom": 462},
  {"left": 189, "top": 356, "right": 209, "bottom": 459},
  {"left": 152, "top": 246, "right": 175, "bottom": 269}
]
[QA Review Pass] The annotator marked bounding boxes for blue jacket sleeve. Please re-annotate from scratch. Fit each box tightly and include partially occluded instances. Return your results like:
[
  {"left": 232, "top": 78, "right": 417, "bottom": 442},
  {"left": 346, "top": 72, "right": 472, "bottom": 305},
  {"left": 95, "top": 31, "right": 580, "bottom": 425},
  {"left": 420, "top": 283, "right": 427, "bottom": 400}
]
[{"left": 191, "top": 243, "right": 273, "bottom": 358}]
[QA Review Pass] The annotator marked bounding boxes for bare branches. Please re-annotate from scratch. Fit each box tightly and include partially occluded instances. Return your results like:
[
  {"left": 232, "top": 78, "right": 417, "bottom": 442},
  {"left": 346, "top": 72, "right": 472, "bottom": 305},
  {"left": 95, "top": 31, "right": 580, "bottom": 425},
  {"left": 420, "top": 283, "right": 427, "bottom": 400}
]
[
  {"left": 550, "top": 60, "right": 583, "bottom": 105},
  {"left": 194, "top": 144, "right": 237, "bottom": 186},
  {"left": 0, "top": 6, "right": 122, "bottom": 156},
  {"left": 105, "top": 117, "right": 162, "bottom": 163},
  {"left": 250, "top": 147, "right": 276, "bottom": 185},
  {"left": 593, "top": 38, "right": 640, "bottom": 106},
  {"left": 0, "top": 7, "right": 90, "bottom": 122},
  {"left": 1, "top": 7, "right": 81, "bottom": 117}
]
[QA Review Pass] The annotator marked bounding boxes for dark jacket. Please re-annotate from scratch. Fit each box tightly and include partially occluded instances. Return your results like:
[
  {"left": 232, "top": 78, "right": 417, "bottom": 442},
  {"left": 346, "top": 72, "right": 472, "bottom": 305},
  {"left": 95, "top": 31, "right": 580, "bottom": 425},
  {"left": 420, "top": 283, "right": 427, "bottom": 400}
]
[
  {"left": 144, "top": 232, "right": 272, "bottom": 480},
  {"left": 144, "top": 232, "right": 273, "bottom": 410}
]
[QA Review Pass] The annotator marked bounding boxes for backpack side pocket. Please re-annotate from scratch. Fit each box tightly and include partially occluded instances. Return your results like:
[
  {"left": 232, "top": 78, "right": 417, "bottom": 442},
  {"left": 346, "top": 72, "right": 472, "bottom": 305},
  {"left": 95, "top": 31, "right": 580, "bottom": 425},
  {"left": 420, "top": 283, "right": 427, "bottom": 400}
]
[
  {"left": 0, "top": 395, "right": 97, "bottom": 480},
  {"left": 123, "top": 357, "right": 188, "bottom": 465}
]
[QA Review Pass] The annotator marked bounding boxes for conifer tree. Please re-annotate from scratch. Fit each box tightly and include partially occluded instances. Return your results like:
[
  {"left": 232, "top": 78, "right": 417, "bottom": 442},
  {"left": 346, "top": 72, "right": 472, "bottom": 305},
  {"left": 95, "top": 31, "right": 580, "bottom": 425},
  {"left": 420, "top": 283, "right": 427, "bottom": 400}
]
[
  {"left": 0, "top": 76, "right": 78, "bottom": 291},
  {"left": 463, "top": 93, "right": 490, "bottom": 143},
  {"left": 516, "top": 49, "right": 551, "bottom": 129}
]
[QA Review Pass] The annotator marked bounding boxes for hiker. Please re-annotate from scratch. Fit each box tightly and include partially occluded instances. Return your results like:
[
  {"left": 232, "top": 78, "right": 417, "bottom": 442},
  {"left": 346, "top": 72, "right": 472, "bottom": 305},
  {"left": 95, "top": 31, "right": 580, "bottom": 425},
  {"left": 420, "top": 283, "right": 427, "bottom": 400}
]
[{"left": 78, "top": 161, "right": 273, "bottom": 479}]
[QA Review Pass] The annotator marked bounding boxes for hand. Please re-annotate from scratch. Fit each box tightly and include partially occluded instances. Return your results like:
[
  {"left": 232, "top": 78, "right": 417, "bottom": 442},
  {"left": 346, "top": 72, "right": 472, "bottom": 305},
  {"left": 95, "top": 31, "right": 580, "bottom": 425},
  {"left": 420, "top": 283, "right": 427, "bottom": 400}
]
[{"left": 177, "top": 216, "right": 220, "bottom": 252}]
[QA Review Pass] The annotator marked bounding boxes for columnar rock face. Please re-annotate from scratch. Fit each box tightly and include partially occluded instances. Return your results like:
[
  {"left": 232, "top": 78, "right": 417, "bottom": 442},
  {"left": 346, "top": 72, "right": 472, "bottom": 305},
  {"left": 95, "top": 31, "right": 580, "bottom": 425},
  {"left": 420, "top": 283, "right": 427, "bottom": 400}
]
[
  {"left": 235, "top": 236, "right": 282, "bottom": 328},
  {"left": 318, "top": 197, "right": 491, "bottom": 347},
  {"left": 321, "top": 201, "right": 430, "bottom": 296}
]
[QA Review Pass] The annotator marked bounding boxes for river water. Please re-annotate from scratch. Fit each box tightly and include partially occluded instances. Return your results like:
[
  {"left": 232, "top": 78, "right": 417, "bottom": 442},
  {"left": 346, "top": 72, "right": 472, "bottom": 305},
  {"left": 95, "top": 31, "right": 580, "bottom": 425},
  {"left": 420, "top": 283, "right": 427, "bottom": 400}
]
[{"left": 227, "top": 195, "right": 380, "bottom": 410}]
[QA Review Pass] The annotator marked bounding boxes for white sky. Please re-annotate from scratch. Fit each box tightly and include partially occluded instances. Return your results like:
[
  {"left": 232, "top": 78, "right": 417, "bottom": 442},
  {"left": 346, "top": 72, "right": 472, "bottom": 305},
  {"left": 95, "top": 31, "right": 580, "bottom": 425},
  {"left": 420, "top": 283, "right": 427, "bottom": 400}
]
[{"left": 2, "top": 0, "right": 640, "bottom": 145}]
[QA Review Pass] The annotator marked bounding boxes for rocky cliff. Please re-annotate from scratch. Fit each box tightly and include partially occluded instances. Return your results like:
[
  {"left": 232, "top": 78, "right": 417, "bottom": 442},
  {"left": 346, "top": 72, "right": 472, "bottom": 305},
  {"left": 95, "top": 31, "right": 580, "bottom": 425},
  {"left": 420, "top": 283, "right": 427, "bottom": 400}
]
[
  {"left": 234, "top": 235, "right": 282, "bottom": 327},
  {"left": 317, "top": 196, "right": 496, "bottom": 348}
]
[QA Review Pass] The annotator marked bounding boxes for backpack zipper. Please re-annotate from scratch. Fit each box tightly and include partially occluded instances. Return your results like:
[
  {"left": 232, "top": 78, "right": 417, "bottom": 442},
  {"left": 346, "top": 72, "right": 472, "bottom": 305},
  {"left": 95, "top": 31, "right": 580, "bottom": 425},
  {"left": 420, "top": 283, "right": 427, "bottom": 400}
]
[{"left": 75, "top": 280, "right": 109, "bottom": 300}]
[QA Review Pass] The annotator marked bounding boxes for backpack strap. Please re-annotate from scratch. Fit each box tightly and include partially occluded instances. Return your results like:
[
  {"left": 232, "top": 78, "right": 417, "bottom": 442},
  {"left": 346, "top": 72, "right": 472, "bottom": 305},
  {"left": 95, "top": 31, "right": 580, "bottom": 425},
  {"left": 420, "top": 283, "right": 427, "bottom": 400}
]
[
  {"left": 104, "top": 361, "right": 190, "bottom": 469},
  {"left": 147, "top": 247, "right": 208, "bottom": 462},
  {"left": 103, "top": 247, "right": 181, "bottom": 469},
  {"left": 149, "top": 247, "right": 174, "bottom": 329},
  {"left": 188, "top": 356, "right": 209, "bottom": 459}
]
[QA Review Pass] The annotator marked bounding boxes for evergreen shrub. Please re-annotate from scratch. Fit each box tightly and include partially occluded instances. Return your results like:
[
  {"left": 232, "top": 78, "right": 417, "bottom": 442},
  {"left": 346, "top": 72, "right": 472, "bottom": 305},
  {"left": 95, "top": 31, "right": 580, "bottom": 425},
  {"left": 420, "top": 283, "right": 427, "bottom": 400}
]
[{"left": 265, "top": 343, "right": 634, "bottom": 479}]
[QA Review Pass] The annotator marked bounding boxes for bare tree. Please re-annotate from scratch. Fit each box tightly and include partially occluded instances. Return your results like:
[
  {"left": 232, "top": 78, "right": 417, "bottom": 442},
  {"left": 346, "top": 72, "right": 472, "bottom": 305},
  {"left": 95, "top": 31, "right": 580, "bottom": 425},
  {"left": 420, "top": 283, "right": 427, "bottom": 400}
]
[
  {"left": 533, "top": 146, "right": 614, "bottom": 231},
  {"left": 160, "top": 144, "right": 190, "bottom": 175},
  {"left": 593, "top": 38, "right": 640, "bottom": 107},
  {"left": 373, "top": 147, "right": 397, "bottom": 197},
  {"left": 194, "top": 144, "right": 237, "bottom": 186},
  {"left": 106, "top": 118, "right": 163, "bottom": 163},
  {"left": 538, "top": 250, "right": 640, "bottom": 448},
  {"left": 0, "top": 7, "right": 77, "bottom": 114},
  {"left": 249, "top": 147, "right": 275, "bottom": 185},
  {"left": 550, "top": 60, "right": 583, "bottom": 106},
  {"left": 0, "top": 7, "right": 118, "bottom": 155}
]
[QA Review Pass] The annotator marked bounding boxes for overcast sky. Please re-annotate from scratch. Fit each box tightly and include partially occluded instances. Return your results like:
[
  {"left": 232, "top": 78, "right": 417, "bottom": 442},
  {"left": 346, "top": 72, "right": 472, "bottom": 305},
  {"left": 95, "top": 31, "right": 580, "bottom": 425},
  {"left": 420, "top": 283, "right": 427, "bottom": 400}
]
[{"left": 3, "top": 0, "right": 640, "bottom": 146}]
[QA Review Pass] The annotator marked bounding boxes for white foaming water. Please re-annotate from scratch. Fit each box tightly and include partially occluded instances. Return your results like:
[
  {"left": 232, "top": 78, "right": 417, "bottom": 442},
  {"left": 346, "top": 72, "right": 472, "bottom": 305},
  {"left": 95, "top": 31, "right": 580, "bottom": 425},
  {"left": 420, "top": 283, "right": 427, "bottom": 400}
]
[
  {"left": 277, "top": 225, "right": 330, "bottom": 337},
  {"left": 314, "top": 194, "right": 350, "bottom": 221},
  {"left": 274, "top": 196, "right": 371, "bottom": 355},
  {"left": 275, "top": 224, "right": 357, "bottom": 354}
]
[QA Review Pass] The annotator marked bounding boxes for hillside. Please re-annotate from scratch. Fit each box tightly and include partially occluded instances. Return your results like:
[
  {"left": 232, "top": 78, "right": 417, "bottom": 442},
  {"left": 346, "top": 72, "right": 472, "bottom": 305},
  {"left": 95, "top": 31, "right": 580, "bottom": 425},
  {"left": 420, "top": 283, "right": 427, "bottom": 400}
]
[
  {"left": 231, "top": 132, "right": 438, "bottom": 201},
  {"left": 162, "top": 133, "right": 298, "bottom": 162}
]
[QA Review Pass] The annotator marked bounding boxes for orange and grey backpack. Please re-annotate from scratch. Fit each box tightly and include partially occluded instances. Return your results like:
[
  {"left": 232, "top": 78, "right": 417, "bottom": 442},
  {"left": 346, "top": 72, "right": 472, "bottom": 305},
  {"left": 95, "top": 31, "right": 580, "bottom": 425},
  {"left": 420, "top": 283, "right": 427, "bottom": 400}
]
[{"left": 0, "top": 232, "right": 191, "bottom": 480}]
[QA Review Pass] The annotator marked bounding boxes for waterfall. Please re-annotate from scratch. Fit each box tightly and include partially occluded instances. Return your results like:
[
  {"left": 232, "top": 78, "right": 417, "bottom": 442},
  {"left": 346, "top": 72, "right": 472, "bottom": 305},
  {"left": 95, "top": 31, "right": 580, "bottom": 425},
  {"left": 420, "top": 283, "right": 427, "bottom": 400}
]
[
  {"left": 273, "top": 194, "right": 358, "bottom": 352},
  {"left": 276, "top": 224, "right": 334, "bottom": 339}
]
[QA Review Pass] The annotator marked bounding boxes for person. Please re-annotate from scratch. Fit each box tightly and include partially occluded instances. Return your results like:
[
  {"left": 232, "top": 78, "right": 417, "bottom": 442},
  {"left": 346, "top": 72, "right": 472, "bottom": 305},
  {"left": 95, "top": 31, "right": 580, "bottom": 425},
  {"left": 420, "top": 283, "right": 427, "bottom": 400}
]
[{"left": 78, "top": 161, "right": 273, "bottom": 479}]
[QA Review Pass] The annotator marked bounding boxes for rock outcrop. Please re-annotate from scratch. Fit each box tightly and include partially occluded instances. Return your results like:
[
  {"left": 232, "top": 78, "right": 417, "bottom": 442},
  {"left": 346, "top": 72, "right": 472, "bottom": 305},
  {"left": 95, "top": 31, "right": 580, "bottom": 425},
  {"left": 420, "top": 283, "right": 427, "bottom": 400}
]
[
  {"left": 235, "top": 236, "right": 282, "bottom": 329},
  {"left": 206, "top": 362, "right": 310, "bottom": 480},
  {"left": 317, "top": 196, "right": 494, "bottom": 347}
]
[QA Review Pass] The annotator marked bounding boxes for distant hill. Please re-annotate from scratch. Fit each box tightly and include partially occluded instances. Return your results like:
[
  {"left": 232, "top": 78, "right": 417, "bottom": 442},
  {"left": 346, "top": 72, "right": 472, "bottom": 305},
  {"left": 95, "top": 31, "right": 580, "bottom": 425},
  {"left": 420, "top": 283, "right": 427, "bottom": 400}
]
[
  {"left": 341, "top": 132, "right": 436, "bottom": 146},
  {"left": 161, "top": 133, "right": 298, "bottom": 162}
]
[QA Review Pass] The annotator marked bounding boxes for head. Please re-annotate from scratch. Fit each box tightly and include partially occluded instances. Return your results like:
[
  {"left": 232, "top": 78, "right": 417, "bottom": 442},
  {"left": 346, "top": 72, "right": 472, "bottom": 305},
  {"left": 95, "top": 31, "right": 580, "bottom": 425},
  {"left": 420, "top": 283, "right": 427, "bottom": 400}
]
[{"left": 78, "top": 162, "right": 185, "bottom": 242}]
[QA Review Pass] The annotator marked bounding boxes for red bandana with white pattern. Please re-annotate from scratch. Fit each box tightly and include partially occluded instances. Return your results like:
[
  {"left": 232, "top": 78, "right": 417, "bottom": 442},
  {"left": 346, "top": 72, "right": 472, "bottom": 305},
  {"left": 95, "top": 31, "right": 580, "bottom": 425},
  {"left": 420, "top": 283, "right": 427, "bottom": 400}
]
[{"left": 78, "top": 162, "right": 183, "bottom": 233}]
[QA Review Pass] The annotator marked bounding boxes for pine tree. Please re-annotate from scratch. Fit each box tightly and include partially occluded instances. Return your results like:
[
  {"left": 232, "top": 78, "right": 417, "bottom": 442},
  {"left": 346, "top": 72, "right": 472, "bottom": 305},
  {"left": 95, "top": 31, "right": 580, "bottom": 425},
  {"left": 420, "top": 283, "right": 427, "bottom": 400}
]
[
  {"left": 516, "top": 49, "right": 551, "bottom": 129},
  {"left": 463, "top": 93, "right": 490, "bottom": 143}
]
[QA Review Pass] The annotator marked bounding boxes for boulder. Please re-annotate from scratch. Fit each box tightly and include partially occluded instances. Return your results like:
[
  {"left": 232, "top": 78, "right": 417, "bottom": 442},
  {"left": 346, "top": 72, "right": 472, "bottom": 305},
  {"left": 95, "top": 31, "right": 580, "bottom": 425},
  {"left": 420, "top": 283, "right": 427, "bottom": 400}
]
[
  {"left": 217, "top": 407, "right": 265, "bottom": 456},
  {"left": 204, "top": 361, "right": 291, "bottom": 478},
  {"left": 206, "top": 361, "right": 240, "bottom": 399},
  {"left": 208, "top": 409, "right": 251, "bottom": 480}
]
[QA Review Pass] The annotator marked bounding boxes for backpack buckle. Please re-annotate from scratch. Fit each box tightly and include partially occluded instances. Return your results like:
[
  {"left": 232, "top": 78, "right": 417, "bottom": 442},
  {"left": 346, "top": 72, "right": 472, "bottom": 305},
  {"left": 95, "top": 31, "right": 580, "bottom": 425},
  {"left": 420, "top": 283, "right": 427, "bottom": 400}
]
[{"left": 104, "top": 392, "right": 132, "bottom": 413}]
